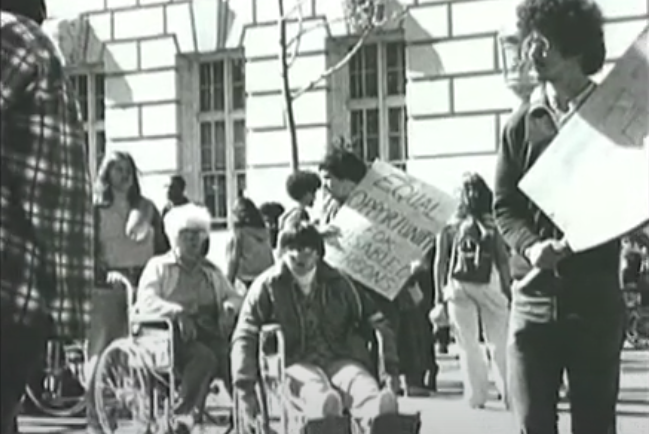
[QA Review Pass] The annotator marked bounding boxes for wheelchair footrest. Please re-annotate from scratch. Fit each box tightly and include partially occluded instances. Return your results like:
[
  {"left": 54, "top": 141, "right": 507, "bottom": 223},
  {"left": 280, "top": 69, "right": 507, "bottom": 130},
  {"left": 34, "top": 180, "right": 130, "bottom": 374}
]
[
  {"left": 369, "top": 413, "right": 421, "bottom": 434},
  {"left": 301, "top": 415, "right": 352, "bottom": 434}
]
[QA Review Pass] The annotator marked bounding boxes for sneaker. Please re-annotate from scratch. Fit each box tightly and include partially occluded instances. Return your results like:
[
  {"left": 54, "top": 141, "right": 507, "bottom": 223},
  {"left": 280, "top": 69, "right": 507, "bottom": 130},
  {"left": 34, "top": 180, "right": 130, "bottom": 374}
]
[{"left": 377, "top": 389, "right": 398, "bottom": 415}]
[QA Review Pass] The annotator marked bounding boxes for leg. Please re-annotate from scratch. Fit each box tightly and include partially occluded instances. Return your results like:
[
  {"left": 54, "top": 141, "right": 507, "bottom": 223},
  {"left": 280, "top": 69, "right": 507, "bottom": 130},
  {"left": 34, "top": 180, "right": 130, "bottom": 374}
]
[
  {"left": 508, "top": 303, "right": 564, "bottom": 434},
  {"left": 327, "top": 360, "right": 397, "bottom": 423},
  {"left": 447, "top": 291, "right": 490, "bottom": 407},
  {"left": 285, "top": 363, "right": 342, "bottom": 421},
  {"left": 565, "top": 295, "right": 625, "bottom": 434},
  {"left": 472, "top": 273, "right": 510, "bottom": 403},
  {"left": 1, "top": 320, "right": 48, "bottom": 434},
  {"left": 175, "top": 341, "right": 218, "bottom": 416}
]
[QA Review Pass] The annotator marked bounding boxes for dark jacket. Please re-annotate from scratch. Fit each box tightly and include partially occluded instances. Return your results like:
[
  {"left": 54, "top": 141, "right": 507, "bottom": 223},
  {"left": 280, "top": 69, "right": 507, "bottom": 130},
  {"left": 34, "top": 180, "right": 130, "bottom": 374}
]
[
  {"left": 494, "top": 100, "right": 620, "bottom": 283},
  {"left": 230, "top": 261, "right": 399, "bottom": 388}
]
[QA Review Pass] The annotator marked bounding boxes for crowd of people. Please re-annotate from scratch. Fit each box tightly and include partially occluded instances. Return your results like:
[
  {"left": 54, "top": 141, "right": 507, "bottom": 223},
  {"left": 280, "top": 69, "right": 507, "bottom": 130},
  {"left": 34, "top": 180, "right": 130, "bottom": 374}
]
[{"left": 1, "top": 0, "right": 647, "bottom": 434}]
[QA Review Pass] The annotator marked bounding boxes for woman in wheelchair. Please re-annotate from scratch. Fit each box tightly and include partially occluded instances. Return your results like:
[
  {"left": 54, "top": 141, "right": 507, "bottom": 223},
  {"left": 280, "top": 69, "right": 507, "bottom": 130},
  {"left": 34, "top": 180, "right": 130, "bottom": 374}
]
[
  {"left": 134, "top": 203, "right": 243, "bottom": 434},
  {"left": 231, "top": 222, "right": 402, "bottom": 433}
]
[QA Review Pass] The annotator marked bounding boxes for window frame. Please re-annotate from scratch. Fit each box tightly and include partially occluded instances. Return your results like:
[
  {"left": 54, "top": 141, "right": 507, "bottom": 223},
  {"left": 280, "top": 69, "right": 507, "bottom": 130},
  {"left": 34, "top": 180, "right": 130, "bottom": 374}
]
[
  {"left": 345, "top": 35, "right": 408, "bottom": 170},
  {"left": 180, "top": 51, "right": 246, "bottom": 229},
  {"left": 66, "top": 67, "right": 105, "bottom": 180}
]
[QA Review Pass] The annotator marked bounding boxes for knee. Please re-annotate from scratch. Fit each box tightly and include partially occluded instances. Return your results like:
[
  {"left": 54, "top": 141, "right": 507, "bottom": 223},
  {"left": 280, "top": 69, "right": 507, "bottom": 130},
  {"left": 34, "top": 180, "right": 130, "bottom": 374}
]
[
  {"left": 302, "top": 388, "right": 343, "bottom": 420},
  {"left": 184, "top": 344, "right": 218, "bottom": 375}
]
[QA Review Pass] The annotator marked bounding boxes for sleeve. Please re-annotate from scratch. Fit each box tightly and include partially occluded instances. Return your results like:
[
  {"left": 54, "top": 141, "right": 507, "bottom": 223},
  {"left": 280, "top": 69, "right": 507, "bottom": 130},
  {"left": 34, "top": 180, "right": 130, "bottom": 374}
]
[
  {"left": 150, "top": 200, "right": 170, "bottom": 255},
  {"left": 493, "top": 231, "right": 513, "bottom": 299},
  {"left": 135, "top": 259, "right": 182, "bottom": 317},
  {"left": 230, "top": 279, "right": 272, "bottom": 389},
  {"left": 493, "top": 116, "right": 542, "bottom": 255},
  {"left": 433, "top": 226, "right": 452, "bottom": 303},
  {"left": 225, "top": 231, "right": 241, "bottom": 284},
  {"left": 353, "top": 282, "right": 400, "bottom": 377},
  {"left": 214, "top": 268, "right": 244, "bottom": 312}
]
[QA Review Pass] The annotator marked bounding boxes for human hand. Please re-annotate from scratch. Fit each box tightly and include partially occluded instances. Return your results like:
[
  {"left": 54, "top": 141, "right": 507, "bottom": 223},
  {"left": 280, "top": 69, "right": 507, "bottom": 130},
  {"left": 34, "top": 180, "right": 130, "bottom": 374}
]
[
  {"left": 177, "top": 314, "right": 197, "bottom": 342},
  {"left": 320, "top": 224, "right": 341, "bottom": 239},
  {"left": 106, "top": 271, "right": 126, "bottom": 286},
  {"left": 410, "top": 259, "right": 426, "bottom": 274},
  {"left": 525, "top": 239, "right": 571, "bottom": 270},
  {"left": 223, "top": 301, "right": 237, "bottom": 318}
]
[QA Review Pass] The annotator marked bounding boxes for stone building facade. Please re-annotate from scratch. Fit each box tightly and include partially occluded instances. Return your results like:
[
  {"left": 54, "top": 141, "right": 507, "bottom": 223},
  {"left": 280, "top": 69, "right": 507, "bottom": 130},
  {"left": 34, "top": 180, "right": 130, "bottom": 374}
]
[{"left": 42, "top": 0, "right": 648, "bottom": 261}]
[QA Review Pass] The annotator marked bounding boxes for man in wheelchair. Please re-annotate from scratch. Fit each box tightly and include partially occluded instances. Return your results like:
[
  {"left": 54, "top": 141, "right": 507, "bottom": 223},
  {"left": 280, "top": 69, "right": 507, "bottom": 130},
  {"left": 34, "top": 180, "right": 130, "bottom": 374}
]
[
  {"left": 231, "top": 222, "right": 404, "bottom": 434},
  {"left": 135, "top": 204, "right": 243, "bottom": 433}
]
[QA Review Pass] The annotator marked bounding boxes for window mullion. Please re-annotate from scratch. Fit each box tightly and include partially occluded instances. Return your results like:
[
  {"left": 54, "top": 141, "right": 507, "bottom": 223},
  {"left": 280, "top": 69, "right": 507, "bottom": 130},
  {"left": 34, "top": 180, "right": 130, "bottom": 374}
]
[
  {"left": 377, "top": 44, "right": 388, "bottom": 161},
  {"left": 224, "top": 61, "right": 236, "bottom": 228}
]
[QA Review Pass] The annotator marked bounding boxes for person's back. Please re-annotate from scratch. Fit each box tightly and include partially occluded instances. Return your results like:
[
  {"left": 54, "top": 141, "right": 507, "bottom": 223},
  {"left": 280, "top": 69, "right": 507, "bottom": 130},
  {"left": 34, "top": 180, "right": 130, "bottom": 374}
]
[
  {"left": 230, "top": 226, "right": 274, "bottom": 282},
  {"left": 1, "top": 4, "right": 94, "bottom": 432}
]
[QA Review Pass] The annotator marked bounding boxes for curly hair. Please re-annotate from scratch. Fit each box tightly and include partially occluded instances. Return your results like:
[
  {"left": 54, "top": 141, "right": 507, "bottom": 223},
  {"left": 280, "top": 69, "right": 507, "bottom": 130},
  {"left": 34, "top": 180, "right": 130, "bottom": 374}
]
[
  {"left": 516, "top": 0, "right": 606, "bottom": 75},
  {"left": 286, "top": 170, "right": 322, "bottom": 201},
  {"left": 318, "top": 147, "right": 367, "bottom": 183}
]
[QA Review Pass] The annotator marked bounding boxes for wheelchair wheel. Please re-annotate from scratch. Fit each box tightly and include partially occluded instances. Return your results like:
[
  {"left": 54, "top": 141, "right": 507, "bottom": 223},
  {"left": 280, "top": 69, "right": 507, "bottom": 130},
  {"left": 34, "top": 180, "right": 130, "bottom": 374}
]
[
  {"left": 24, "top": 342, "right": 87, "bottom": 417},
  {"left": 93, "top": 339, "right": 153, "bottom": 434}
]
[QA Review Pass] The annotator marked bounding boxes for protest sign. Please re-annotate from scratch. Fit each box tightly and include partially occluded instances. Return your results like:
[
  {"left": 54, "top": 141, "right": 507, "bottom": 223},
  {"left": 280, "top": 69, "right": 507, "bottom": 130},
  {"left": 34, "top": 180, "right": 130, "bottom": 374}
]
[
  {"left": 324, "top": 161, "right": 456, "bottom": 300},
  {"left": 520, "top": 26, "right": 649, "bottom": 253}
]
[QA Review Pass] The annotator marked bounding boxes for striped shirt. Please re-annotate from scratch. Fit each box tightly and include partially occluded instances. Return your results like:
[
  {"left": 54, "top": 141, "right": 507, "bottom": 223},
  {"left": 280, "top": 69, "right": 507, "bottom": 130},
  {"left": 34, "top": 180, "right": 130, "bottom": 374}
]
[{"left": 0, "top": 12, "right": 94, "bottom": 339}]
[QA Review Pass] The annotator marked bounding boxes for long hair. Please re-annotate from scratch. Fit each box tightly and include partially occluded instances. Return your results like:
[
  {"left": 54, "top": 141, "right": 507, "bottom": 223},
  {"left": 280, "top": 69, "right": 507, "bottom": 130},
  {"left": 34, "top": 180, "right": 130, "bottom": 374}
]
[
  {"left": 232, "top": 197, "right": 266, "bottom": 229},
  {"left": 93, "top": 151, "right": 142, "bottom": 208},
  {"left": 455, "top": 172, "right": 494, "bottom": 221}
]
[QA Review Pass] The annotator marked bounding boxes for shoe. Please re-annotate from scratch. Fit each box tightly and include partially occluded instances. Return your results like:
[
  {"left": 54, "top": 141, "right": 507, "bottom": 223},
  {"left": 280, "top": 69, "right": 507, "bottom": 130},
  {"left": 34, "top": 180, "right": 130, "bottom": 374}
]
[
  {"left": 377, "top": 389, "right": 399, "bottom": 415},
  {"left": 173, "top": 415, "right": 193, "bottom": 434}
]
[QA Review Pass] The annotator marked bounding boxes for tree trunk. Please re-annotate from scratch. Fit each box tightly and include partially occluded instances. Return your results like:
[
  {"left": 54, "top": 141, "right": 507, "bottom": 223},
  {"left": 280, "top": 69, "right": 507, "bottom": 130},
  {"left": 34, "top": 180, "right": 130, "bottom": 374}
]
[{"left": 278, "top": 0, "right": 299, "bottom": 172}]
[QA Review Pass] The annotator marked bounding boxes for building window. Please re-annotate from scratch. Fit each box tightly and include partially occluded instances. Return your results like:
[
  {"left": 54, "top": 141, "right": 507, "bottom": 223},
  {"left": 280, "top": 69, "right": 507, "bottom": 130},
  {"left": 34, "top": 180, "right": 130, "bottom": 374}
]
[
  {"left": 198, "top": 58, "right": 246, "bottom": 227},
  {"left": 69, "top": 72, "right": 105, "bottom": 177},
  {"left": 348, "top": 41, "right": 407, "bottom": 170}
]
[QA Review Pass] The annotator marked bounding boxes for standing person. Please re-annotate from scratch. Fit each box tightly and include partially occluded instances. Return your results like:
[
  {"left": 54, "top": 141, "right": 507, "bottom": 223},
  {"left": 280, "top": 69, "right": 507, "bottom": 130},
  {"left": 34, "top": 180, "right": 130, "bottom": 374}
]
[
  {"left": 86, "top": 151, "right": 167, "bottom": 432},
  {"left": 1, "top": 1, "right": 94, "bottom": 432},
  {"left": 434, "top": 173, "right": 511, "bottom": 409},
  {"left": 259, "top": 202, "right": 285, "bottom": 249},
  {"left": 160, "top": 174, "right": 210, "bottom": 256},
  {"left": 278, "top": 170, "right": 322, "bottom": 231},
  {"left": 494, "top": 1, "right": 625, "bottom": 432},
  {"left": 225, "top": 197, "right": 274, "bottom": 291}
]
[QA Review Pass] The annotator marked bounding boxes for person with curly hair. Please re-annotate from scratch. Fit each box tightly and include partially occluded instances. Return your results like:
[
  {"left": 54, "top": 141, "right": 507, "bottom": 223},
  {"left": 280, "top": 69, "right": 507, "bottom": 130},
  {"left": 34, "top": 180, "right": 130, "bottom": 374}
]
[
  {"left": 278, "top": 170, "right": 323, "bottom": 232},
  {"left": 494, "top": 1, "right": 625, "bottom": 433}
]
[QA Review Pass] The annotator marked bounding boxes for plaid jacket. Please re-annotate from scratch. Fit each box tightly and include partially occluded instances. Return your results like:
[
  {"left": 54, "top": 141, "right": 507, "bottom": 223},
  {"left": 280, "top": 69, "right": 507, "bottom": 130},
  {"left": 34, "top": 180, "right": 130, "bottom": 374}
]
[{"left": 0, "top": 12, "right": 94, "bottom": 339}]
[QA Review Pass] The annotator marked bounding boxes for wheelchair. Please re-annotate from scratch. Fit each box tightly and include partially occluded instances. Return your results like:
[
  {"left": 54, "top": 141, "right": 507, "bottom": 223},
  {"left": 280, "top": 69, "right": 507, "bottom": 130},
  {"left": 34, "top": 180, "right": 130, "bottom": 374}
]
[
  {"left": 233, "top": 324, "right": 422, "bottom": 434},
  {"left": 91, "top": 272, "right": 233, "bottom": 434}
]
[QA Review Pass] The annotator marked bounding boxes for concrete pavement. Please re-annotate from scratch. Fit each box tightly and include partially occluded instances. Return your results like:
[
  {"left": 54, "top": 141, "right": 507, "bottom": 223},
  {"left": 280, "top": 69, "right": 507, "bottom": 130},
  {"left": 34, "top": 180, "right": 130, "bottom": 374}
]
[{"left": 18, "top": 348, "right": 649, "bottom": 434}]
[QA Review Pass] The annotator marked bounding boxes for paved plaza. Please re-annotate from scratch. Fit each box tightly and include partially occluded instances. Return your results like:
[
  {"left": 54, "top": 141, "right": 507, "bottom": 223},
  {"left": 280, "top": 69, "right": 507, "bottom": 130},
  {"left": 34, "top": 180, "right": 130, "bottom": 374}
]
[{"left": 18, "top": 347, "right": 649, "bottom": 434}]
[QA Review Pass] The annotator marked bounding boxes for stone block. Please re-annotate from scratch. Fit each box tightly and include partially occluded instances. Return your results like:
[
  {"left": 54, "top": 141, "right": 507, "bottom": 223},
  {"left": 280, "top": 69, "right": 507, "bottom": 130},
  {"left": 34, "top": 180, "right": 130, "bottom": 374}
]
[
  {"left": 406, "top": 79, "right": 451, "bottom": 117},
  {"left": 140, "top": 37, "right": 178, "bottom": 69},
  {"left": 407, "top": 154, "right": 498, "bottom": 195},
  {"left": 406, "top": 43, "right": 445, "bottom": 79},
  {"left": 166, "top": 2, "right": 195, "bottom": 53},
  {"left": 293, "top": 89, "right": 328, "bottom": 125},
  {"left": 105, "top": 106, "right": 140, "bottom": 139},
  {"left": 451, "top": 0, "right": 512, "bottom": 37},
  {"left": 244, "top": 18, "right": 327, "bottom": 59},
  {"left": 604, "top": 20, "right": 648, "bottom": 60},
  {"left": 247, "top": 94, "right": 285, "bottom": 129},
  {"left": 104, "top": 41, "right": 139, "bottom": 73},
  {"left": 247, "top": 126, "right": 328, "bottom": 166},
  {"left": 139, "top": 0, "right": 173, "bottom": 5},
  {"left": 408, "top": 115, "right": 498, "bottom": 157},
  {"left": 106, "top": 0, "right": 137, "bottom": 9},
  {"left": 106, "top": 70, "right": 177, "bottom": 106},
  {"left": 113, "top": 7, "right": 164, "bottom": 40},
  {"left": 246, "top": 54, "right": 327, "bottom": 93},
  {"left": 452, "top": 73, "right": 517, "bottom": 112},
  {"left": 597, "top": 0, "right": 648, "bottom": 18},
  {"left": 192, "top": 0, "right": 218, "bottom": 52},
  {"left": 433, "top": 36, "right": 496, "bottom": 75},
  {"left": 46, "top": 0, "right": 105, "bottom": 18},
  {"left": 141, "top": 103, "right": 179, "bottom": 136},
  {"left": 404, "top": 4, "right": 449, "bottom": 42},
  {"left": 108, "top": 138, "right": 178, "bottom": 174},
  {"left": 87, "top": 12, "right": 112, "bottom": 42}
]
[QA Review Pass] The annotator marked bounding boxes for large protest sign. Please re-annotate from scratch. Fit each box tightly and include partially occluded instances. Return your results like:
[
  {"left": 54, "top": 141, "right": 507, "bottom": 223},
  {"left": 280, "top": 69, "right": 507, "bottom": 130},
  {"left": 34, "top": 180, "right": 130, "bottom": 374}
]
[
  {"left": 324, "top": 161, "right": 456, "bottom": 300},
  {"left": 520, "top": 26, "right": 649, "bottom": 253}
]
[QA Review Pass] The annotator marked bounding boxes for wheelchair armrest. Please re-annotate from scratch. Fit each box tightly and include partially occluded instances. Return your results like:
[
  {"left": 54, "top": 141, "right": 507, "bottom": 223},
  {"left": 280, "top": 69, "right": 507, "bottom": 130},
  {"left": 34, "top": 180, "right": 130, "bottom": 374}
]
[
  {"left": 259, "top": 323, "right": 285, "bottom": 356},
  {"left": 130, "top": 313, "right": 174, "bottom": 329},
  {"left": 373, "top": 330, "right": 387, "bottom": 381}
]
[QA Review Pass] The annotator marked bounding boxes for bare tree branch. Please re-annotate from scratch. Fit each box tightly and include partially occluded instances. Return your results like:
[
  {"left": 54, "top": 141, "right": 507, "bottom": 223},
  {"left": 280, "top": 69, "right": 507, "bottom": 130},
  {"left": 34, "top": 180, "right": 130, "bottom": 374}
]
[
  {"left": 285, "top": 16, "right": 348, "bottom": 48},
  {"left": 290, "top": 9, "right": 406, "bottom": 100},
  {"left": 291, "top": 26, "right": 372, "bottom": 100}
]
